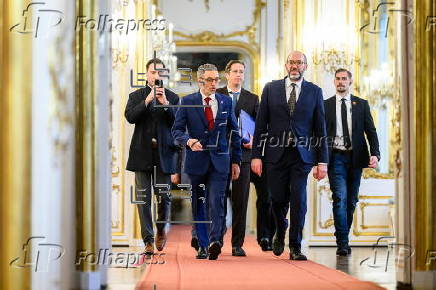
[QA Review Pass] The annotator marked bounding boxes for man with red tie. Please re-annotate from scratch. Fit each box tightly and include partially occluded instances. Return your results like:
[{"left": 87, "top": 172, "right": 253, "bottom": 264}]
[{"left": 172, "top": 63, "right": 242, "bottom": 260}]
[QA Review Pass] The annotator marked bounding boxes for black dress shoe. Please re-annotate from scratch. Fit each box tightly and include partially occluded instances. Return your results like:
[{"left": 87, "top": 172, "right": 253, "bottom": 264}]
[
  {"left": 259, "top": 238, "right": 270, "bottom": 252},
  {"left": 290, "top": 247, "right": 307, "bottom": 260},
  {"left": 272, "top": 236, "right": 285, "bottom": 256},
  {"left": 208, "top": 241, "right": 222, "bottom": 260},
  {"left": 347, "top": 246, "right": 352, "bottom": 255},
  {"left": 196, "top": 247, "right": 208, "bottom": 259},
  {"left": 336, "top": 247, "right": 348, "bottom": 256},
  {"left": 232, "top": 247, "right": 246, "bottom": 256},
  {"left": 191, "top": 237, "right": 199, "bottom": 251}
]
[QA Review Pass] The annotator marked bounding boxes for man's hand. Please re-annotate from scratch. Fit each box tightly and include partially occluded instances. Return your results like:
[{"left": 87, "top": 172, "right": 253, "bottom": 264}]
[
  {"left": 368, "top": 156, "right": 378, "bottom": 168},
  {"left": 313, "top": 164, "right": 327, "bottom": 181},
  {"left": 187, "top": 138, "right": 203, "bottom": 151},
  {"left": 171, "top": 173, "right": 180, "bottom": 185},
  {"left": 242, "top": 135, "right": 253, "bottom": 149},
  {"left": 231, "top": 163, "right": 240, "bottom": 180},
  {"left": 155, "top": 87, "right": 169, "bottom": 105},
  {"left": 251, "top": 158, "right": 262, "bottom": 176},
  {"left": 145, "top": 88, "right": 155, "bottom": 106}
]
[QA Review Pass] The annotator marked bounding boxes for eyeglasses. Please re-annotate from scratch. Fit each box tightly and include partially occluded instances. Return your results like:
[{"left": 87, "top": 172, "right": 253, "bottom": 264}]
[
  {"left": 201, "top": 77, "right": 220, "bottom": 83},
  {"left": 287, "top": 60, "right": 306, "bottom": 66}
]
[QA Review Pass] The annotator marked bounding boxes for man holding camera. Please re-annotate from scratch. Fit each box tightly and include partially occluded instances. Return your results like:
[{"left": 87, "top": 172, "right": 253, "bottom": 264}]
[{"left": 125, "top": 58, "right": 180, "bottom": 255}]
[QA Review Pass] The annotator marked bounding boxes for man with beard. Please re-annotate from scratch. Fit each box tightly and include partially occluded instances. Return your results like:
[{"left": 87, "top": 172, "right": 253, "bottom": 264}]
[
  {"left": 324, "top": 68, "right": 380, "bottom": 256},
  {"left": 251, "top": 51, "right": 328, "bottom": 260}
]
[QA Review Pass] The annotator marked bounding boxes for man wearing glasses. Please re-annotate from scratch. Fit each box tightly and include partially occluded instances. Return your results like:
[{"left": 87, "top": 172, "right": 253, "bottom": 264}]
[
  {"left": 172, "top": 63, "right": 242, "bottom": 260},
  {"left": 252, "top": 51, "right": 329, "bottom": 260}
]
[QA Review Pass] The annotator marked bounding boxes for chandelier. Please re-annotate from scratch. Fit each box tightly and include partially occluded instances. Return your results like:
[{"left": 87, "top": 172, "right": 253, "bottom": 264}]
[
  {"left": 151, "top": 6, "right": 179, "bottom": 88},
  {"left": 312, "top": 48, "right": 355, "bottom": 74},
  {"left": 363, "top": 63, "right": 395, "bottom": 109},
  {"left": 303, "top": 0, "right": 357, "bottom": 75}
]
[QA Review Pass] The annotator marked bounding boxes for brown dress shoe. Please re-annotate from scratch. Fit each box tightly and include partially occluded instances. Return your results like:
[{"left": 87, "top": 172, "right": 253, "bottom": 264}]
[
  {"left": 144, "top": 242, "right": 154, "bottom": 255},
  {"left": 155, "top": 231, "right": 167, "bottom": 251}
]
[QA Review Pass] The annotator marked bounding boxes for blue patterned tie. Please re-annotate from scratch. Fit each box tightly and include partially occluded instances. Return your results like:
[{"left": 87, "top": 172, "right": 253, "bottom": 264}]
[{"left": 231, "top": 92, "right": 240, "bottom": 112}]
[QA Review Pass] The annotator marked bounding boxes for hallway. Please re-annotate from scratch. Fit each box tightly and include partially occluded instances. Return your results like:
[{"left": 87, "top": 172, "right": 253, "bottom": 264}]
[{"left": 108, "top": 226, "right": 387, "bottom": 290}]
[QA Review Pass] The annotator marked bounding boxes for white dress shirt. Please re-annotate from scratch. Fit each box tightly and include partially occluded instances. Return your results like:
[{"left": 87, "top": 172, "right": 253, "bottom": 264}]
[
  {"left": 285, "top": 77, "right": 303, "bottom": 103},
  {"left": 201, "top": 91, "right": 218, "bottom": 119},
  {"left": 334, "top": 93, "right": 353, "bottom": 150},
  {"left": 286, "top": 77, "right": 326, "bottom": 166},
  {"left": 227, "top": 86, "right": 241, "bottom": 99}
]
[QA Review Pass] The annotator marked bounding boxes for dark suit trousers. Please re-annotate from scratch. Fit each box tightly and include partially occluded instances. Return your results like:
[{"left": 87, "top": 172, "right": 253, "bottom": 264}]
[
  {"left": 266, "top": 147, "right": 312, "bottom": 249},
  {"left": 135, "top": 149, "right": 171, "bottom": 244},
  {"left": 189, "top": 166, "right": 228, "bottom": 248},
  {"left": 228, "top": 162, "right": 251, "bottom": 247},
  {"left": 252, "top": 169, "right": 275, "bottom": 243}
]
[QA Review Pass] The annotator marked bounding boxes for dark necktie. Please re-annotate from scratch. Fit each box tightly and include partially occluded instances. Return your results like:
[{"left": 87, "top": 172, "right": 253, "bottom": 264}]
[
  {"left": 231, "top": 92, "right": 239, "bottom": 113},
  {"left": 341, "top": 98, "right": 351, "bottom": 149},
  {"left": 288, "top": 83, "right": 297, "bottom": 116},
  {"left": 204, "top": 96, "right": 214, "bottom": 131}
]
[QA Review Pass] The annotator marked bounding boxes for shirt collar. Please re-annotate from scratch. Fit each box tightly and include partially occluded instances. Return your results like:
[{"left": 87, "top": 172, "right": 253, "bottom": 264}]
[
  {"left": 200, "top": 90, "right": 215, "bottom": 101},
  {"left": 227, "top": 86, "right": 241, "bottom": 94},
  {"left": 286, "top": 76, "right": 303, "bottom": 89},
  {"left": 336, "top": 93, "right": 351, "bottom": 102}
]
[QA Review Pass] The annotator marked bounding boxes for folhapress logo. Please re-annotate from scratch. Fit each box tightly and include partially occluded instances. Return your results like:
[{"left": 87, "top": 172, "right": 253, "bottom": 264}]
[
  {"left": 10, "top": 1, "right": 167, "bottom": 38},
  {"left": 9, "top": 2, "right": 63, "bottom": 38},
  {"left": 9, "top": 236, "right": 65, "bottom": 272}
]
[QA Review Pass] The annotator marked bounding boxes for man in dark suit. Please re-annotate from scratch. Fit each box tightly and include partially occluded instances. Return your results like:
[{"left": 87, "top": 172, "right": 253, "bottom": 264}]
[
  {"left": 252, "top": 51, "right": 328, "bottom": 260},
  {"left": 172, "top": 63, "right": 242, "bottom": 260},
  {"left": 216, "top": 60, "right": 259, "bottom": 257},
  {"left": 324, "top": 68, "right": 380, "bottom": 256},
  {"left": 125, "top": 58, "right": 180, "bottom": 255}
]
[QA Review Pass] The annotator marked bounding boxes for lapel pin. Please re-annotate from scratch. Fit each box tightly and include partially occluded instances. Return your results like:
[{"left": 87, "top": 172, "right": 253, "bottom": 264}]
[{"left": 352, "top": 101, "right": 356, "bottom": 105}]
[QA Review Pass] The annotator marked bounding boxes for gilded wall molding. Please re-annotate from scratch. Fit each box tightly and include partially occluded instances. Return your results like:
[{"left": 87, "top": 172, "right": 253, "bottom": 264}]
[
  {"left": 175, "top": 41, "right": 261, "bottom": 95},
  {"left": 362, "top": 168, "right": 395, "bottom": 179},
  {"left": 75, "top": 0, "right": 98, "bottom": 272},
  {"left": 172, "top": 0, "right": 265, "bottom": 50},
  {"left": 0, "top": 1, "right": 32, "bottom": 288},
  {"left": 414, "top": 0, "right": 436, "bottom": 272}
]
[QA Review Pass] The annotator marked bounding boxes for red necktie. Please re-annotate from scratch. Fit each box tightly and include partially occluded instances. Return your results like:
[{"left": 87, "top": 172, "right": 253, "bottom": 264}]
[{"left": 204, "top": 96, "right": 214, "bottom": 131}]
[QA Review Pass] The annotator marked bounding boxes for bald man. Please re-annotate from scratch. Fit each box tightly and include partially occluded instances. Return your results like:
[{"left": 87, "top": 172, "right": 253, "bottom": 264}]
[{"left": 252, "top": 51, "right": 328, "bottom": 260}]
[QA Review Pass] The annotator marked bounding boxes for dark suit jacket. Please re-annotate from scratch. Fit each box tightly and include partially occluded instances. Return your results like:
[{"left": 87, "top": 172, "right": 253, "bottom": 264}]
[
  {"left": 172, "top": 92, "right": 242, "bottom": 175},
  {"left": 125, "top": 86, "right": 180, "bottom": 173},
  {"left": 216, "top": 87, "right": 259, "bottom": 163},
  {"left": 324, "top": 95, "right": 380, "bottom": 168},
  {"left": 252, "top": 77, "right": 328, "bottom": 165}
]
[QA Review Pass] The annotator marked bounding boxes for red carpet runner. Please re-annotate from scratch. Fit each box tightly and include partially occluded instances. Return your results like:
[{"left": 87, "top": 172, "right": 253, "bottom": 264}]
[{"left": 136, "top": 225, "right": 383, "bottom": 290}]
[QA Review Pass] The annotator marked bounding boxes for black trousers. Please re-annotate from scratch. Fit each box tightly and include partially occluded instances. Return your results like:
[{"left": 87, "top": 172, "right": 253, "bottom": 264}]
[
  {"left": 229, "top": 162, "right": 251, "bottom": 247},
  {"left": 251, "top": 169, "right": 275, "bottom": 243},
  {"left": 266, "top": 147, "right": 312, "bottom": 249}
]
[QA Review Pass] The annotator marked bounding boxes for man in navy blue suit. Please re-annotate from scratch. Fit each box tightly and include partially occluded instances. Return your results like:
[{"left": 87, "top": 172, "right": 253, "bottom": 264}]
[
  {"left": 251, "top": 51, "right": 328, "bottom": 260},
  {"left": 172, "top": 63, "right": 242, "bottom": 260}
]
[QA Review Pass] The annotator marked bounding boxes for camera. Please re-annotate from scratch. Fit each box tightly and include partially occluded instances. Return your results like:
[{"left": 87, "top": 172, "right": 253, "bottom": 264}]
[{"left": 154, "top": 79, "right": 163, "bottom": 88}]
